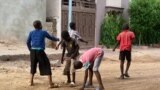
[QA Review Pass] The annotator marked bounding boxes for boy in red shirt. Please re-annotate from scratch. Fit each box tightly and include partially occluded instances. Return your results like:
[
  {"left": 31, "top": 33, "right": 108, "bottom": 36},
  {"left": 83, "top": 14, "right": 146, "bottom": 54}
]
[{"left": 113, "top": 23, "right": 135, "bottom": 79}]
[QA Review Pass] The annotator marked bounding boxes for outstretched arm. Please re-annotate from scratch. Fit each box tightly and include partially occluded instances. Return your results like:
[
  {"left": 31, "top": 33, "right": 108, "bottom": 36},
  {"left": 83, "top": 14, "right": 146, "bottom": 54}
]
[
  {"left": 45, "top": 31, "right": 59, "bottom": 41},
  {"left": 55, "top": 40, "right": 63, "bottom": 50},
  {"left": 78, "top": 38, "right": 88, "bottom": 44},
  {"left": 74, "top": 31, "right": 88, "bottom": 44}
]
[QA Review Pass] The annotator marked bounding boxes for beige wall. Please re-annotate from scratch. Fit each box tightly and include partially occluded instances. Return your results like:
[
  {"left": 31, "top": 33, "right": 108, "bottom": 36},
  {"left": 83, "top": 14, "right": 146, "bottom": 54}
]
[
  {"left": 46, "top": 0, "right": 61, "bottom": 39},
  {"left": 106, "top": 0, "right": 122, "bottom": 7},
  {"left": 45, "top": 0, "right": 126, "bottom": 46},
  {"left": 106, "top": 0, "right": 121, "bottom": 7}
]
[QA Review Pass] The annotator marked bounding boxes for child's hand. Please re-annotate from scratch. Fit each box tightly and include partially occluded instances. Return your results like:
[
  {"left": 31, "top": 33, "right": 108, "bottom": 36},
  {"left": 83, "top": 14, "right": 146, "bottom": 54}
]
[
  {"left": 79, "top": 87, "right": 84, "bottom": 90},
  {"left": 85, "top": 41, "right": 88, "bottom": 45},
  {"left": 61, "top": 59, "right": 64, "bottom": 64},
  {"left": 55, "top": 46, "right": 59, "bottom": 50},
  {"left": 61, "top": 61, "right": 63, "bottom": 64}
]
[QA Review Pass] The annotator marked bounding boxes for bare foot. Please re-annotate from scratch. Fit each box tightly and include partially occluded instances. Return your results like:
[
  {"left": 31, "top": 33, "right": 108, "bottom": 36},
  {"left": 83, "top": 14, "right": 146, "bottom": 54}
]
[
  {"left": 30, "top": 82, "right": 34, "bottom": 86},
  {"left": 85, "top": 83, "right": 94, "bottom": 88},
  {"left": 49, "top": 83, "right": 59, "bottom": 88},
  {"left": 79, "top": 87, "right": 84, "bottom": 90},
  {"left": 62, "top": 80, "right": 71, "bottom": 85},
  {"left": 96, "top": 87, "right": 105, "bottom": 90},
  {"left": 124, "top": 73, "right": 130, "bottom": 77},
  {"left": 120, "top": 75, "right": 124, "bottom": 79}
]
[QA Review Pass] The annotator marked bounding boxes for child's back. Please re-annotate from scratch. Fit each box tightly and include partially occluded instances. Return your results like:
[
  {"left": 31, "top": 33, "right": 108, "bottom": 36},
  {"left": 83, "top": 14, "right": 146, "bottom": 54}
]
[
  {"left": 27, "top": 20, "right": 59, "bottom": 88},
  {"left": 117, "top": 30, "right": 135, "bottom": 51},
  {"left": 28, "top": 29, "right": 58, "bottom": 50}
]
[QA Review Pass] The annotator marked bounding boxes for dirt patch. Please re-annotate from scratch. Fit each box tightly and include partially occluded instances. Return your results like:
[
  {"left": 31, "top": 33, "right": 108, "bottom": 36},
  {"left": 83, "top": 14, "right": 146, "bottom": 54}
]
[
  {"left": 0, "top": 43, "right": 160, "bottom": 90},
  {"left": 1, "top": 58, "right": 160, "bottom": 90}
]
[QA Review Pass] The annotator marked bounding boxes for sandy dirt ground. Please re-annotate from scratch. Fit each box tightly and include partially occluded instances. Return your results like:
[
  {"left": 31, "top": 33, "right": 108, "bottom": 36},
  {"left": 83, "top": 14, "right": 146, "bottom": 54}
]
[{"left": 0, "top": 42, "right": 160, "bottom": 90}]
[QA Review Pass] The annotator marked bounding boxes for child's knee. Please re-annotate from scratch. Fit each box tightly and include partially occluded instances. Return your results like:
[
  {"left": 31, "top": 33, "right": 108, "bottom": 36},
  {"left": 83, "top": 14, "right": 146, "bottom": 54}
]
[
  {"left": 93, "top": 67, "right": 99, "bottom": 72},
  {"left": 93, "top": 71, "right": 99, "bottom": 74}
]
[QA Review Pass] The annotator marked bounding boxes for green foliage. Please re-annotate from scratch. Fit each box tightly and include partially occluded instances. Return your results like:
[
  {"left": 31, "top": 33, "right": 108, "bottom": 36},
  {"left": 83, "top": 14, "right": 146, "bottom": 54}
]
[
  {"left": 129, "top": 0, "right": 160, "bottom": 45},
  {"left": 100, "top": 13, "right": 125, "bottom": 48}
]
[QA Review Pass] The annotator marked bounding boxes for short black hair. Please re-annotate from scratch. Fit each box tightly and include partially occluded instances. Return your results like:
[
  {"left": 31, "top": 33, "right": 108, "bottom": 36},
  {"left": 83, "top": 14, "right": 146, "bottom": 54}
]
[
  {"left": 70, "top": 22, "right": 76, "bottom": 30},
  {"left": 33, "top": 20, "right": 42, "bottom": 29},
  {"left": 122, "top": 23, "right": 129, "bottom": 30},
  {"left": 74, "top": 61, "right": 83, "bottom": 69},
  {"left": 61, "top": 30, "right": 70, "bottom": 40}
]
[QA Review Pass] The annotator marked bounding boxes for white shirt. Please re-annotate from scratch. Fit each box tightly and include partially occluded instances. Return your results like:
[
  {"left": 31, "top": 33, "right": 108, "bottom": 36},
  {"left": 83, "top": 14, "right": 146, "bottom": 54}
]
[{"left": 69, "top": 29, "right": 82, "bottom": 41}]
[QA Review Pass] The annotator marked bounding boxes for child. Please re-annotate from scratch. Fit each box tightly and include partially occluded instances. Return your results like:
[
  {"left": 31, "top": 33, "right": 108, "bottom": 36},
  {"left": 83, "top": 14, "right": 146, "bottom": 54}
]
[
  {"left": 26, "top": 20, "right": 59, "bottom": 88},
  {"left": 55, "top": 22, "right": 88, "bottom": 50},
  {"left": 74, "top": 47, "right": 104, "bottom": 90},
  {"left": 69, "top": 22, "right": 88, "bottom": 44},
  {"left": 61, "top": 30, "right": 79, "bottom": 86},
  {"left": 113, "top": 23, "right": 135, "bottom": 79}
]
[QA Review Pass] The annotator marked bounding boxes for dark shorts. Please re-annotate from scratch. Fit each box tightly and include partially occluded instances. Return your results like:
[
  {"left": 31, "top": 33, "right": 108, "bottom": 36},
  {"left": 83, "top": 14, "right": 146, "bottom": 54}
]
[
  {"left": 30, "top": 50, "right": 52, "bottom": 75},
  {"left": 119, "top": 50, "right": 131, "bottom": 62}
]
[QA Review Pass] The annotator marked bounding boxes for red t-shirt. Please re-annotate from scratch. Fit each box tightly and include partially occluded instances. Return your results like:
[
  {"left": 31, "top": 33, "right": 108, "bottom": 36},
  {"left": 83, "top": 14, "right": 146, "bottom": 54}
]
[{"left": 117, "top": 30, "right": 135, "bottom": 51}]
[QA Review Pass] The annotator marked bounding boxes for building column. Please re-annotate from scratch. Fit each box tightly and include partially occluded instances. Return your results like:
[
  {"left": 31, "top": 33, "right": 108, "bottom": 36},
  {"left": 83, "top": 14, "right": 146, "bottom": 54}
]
[
  {"left": 121, "top": 0, "right": 129, "bottom": 21},
  {"left": 68, "top": 0, "right": 72, "bottom": 31},
  {"left": 95, "top": 0, "right": 106, "bottom": 46},
  {"left": 46, "top": 0, "right": 62, "bottom": 39}
]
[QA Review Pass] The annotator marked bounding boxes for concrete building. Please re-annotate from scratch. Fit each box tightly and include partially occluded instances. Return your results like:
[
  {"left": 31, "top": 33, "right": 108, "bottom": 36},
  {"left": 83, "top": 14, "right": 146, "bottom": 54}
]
[
  {"left": 59, "top": 0, "right": 129, "bottom": 46},
  {"left": 0, "top": 0, "right": 129, "bottom": 47},
  {"left": 46, "top": 0, "right": 62, "bottom": 40},
  {"left": 0, "top": 0, "right": 46, "bottom": 41}
]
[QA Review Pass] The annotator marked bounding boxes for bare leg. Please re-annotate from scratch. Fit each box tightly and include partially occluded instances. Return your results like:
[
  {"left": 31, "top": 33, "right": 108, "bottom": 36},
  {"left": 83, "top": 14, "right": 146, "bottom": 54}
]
[
  {"left": 30, "top": 74, "right": 34, "bottom": 86},
  {"left": 67, "top": 72, "right": 71, "bottom": 83},
  {"left": 72, "top": 72, "right": 75, "bottom": 83},
  {"left": 120, "top": 60, "right": 124, "bottom": 79},
  {"left": 88, "top": 68, "right": 93, "bottom": 86},
  {"left": 125, "top": 61, "right": 131, "bottom": 77},
  {"left": 48, "top": 75, "right": 60, "bottom": 88},
  {"left": 94, "top": 71, "right": 104, "bottom": 90},
  {"left": 48, "top": 75, "right": 54, "bottom": 88}
]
